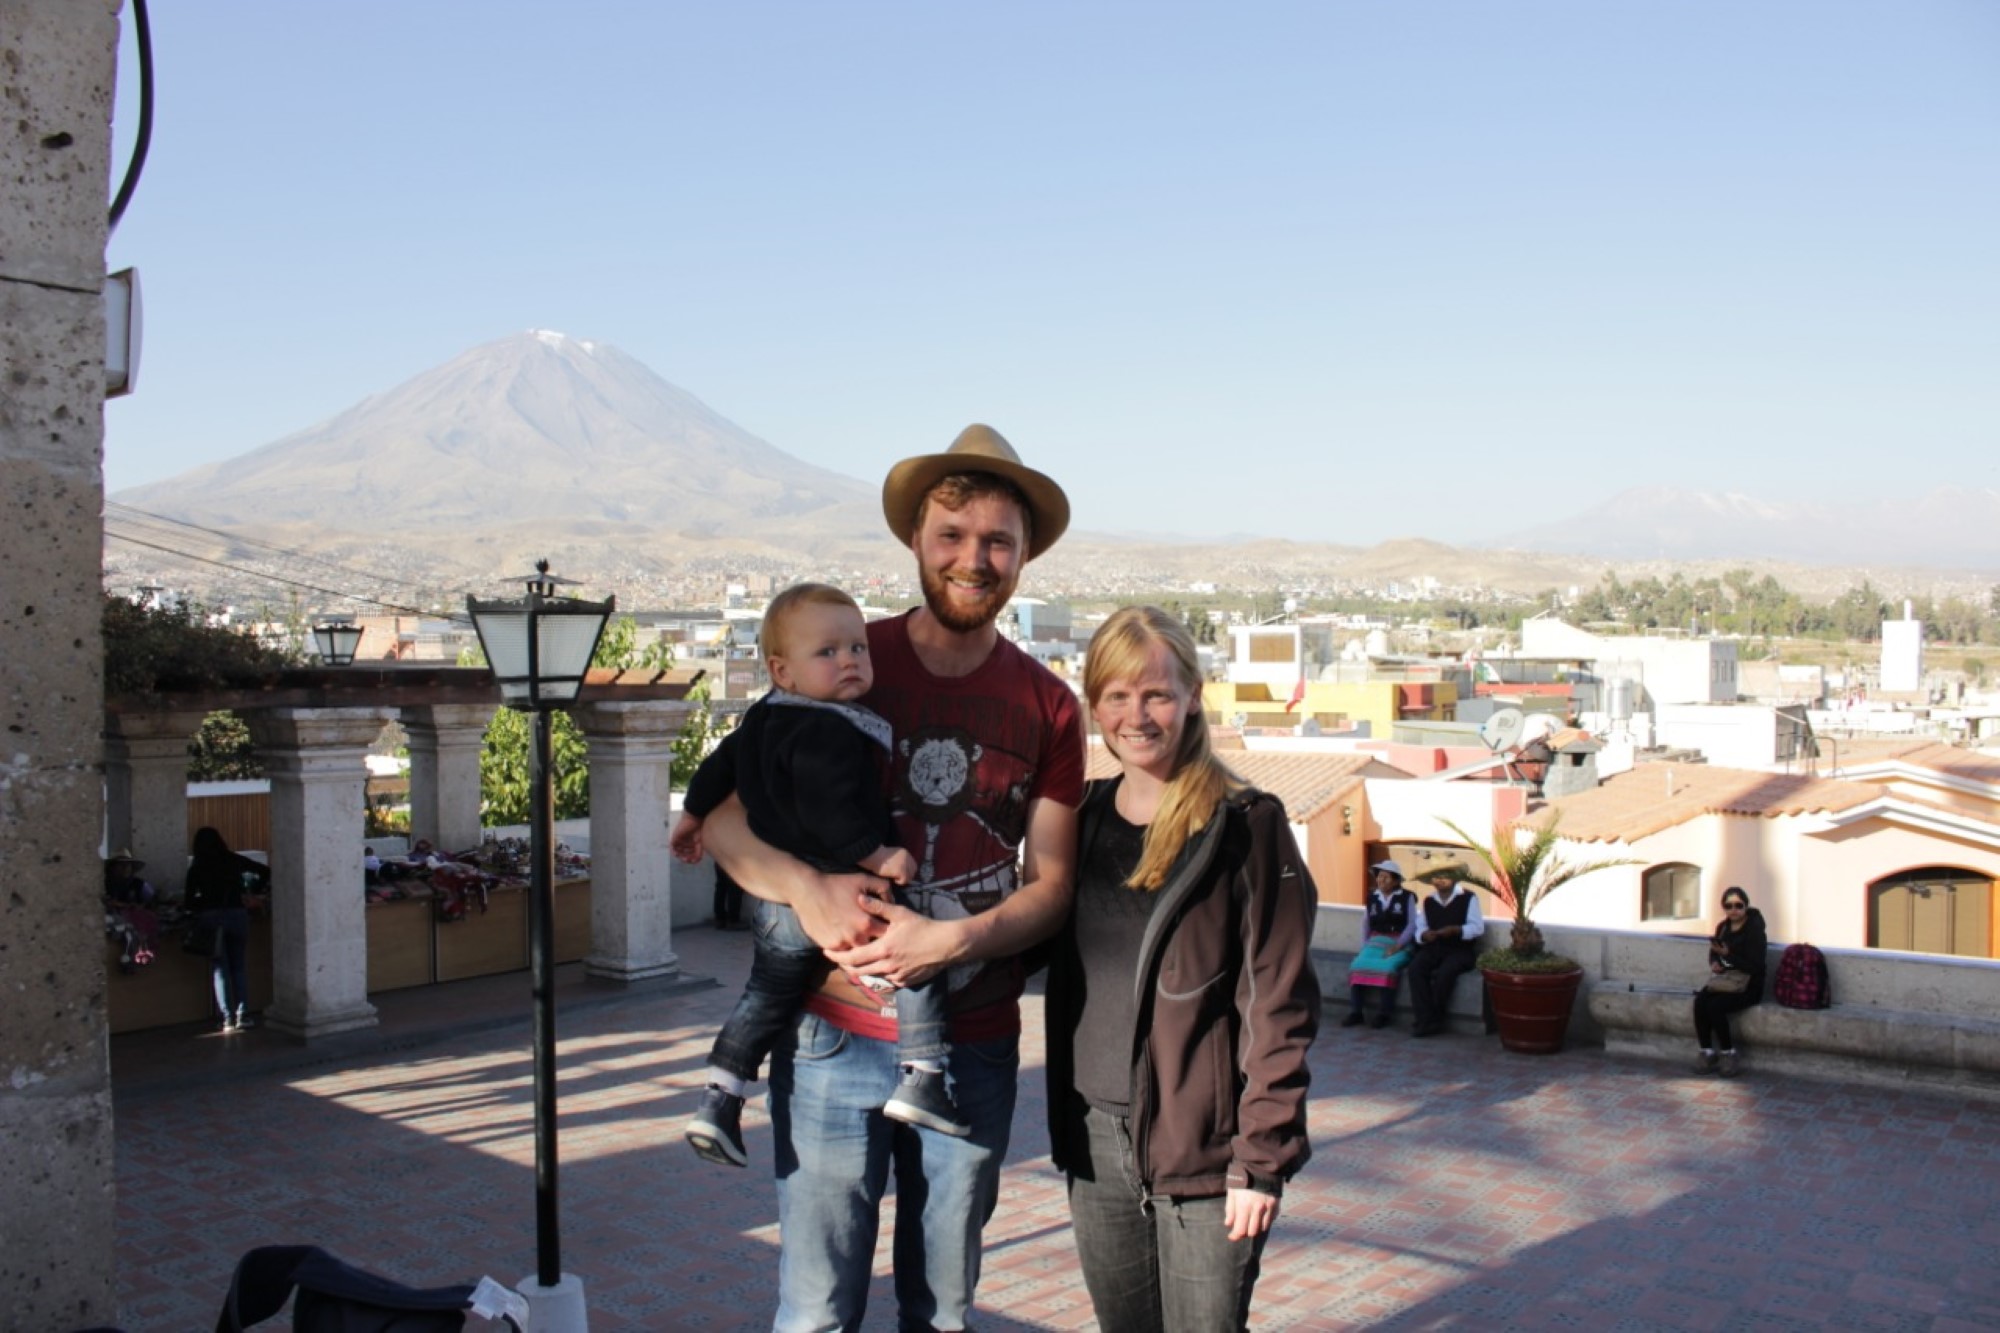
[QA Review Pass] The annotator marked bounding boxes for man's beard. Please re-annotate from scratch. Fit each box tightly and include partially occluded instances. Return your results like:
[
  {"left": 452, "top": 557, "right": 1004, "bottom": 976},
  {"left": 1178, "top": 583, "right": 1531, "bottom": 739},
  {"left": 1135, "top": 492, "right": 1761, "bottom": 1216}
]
[{"left": 920, "top": 561, "right": 1017, "bottom": 633}]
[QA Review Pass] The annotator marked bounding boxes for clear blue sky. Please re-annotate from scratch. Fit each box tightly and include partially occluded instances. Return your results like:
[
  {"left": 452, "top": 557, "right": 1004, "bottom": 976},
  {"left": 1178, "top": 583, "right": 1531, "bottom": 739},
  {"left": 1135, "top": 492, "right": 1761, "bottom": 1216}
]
[{"left": 105, "top": 1, "right": 2000, "bottom": 546}]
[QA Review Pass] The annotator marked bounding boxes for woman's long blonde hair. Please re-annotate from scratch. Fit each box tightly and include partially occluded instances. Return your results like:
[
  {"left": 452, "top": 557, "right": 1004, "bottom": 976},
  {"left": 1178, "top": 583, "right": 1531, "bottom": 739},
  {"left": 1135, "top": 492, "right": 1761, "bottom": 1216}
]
[{"left": 1084, "top": 606, "right": 1246, "bottom": 890}]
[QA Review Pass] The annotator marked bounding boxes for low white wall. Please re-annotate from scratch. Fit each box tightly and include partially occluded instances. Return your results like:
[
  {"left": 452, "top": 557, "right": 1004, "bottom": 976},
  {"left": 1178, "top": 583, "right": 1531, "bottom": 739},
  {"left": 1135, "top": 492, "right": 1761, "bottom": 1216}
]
[{"left": 1312, "top": 904, "right": 2000, "bottom": 1038}]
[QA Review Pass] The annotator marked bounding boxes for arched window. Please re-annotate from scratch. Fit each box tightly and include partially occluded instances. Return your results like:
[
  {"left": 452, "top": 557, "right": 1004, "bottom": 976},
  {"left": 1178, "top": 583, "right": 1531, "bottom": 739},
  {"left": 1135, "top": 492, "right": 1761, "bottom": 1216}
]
[{"left": 1642, "top": 863, "right": 1701, "bottom": 922}]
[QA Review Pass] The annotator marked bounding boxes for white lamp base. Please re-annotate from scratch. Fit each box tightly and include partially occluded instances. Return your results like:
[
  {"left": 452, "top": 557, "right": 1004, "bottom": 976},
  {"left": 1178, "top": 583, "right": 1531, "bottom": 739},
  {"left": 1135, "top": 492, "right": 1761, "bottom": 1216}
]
[{"left": 516, "top": 1271, "right": 588, "bottom": 1332}]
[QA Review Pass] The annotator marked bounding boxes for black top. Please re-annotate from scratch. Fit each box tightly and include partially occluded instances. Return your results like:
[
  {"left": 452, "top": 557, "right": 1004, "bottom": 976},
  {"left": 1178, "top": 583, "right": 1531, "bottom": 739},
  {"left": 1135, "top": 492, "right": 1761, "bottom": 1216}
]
[
  {"left": 1364, "top": 888, "right": 1415, "bottom": 937},
  {"left": 684, "top": 693, "right": 895, "bottom": 873},
  {"left": 1071, "top": 805, "right": 1163, "bottom": 1114},
  {"left": 1420, "top": 889, "right": 1475, "bottom": 947},
  {"left": 1710, "top": 905, "right": 1770, "bottom": 1003},
  {"left": 183, "top": 850, "right": 270, "bottom": 912}
]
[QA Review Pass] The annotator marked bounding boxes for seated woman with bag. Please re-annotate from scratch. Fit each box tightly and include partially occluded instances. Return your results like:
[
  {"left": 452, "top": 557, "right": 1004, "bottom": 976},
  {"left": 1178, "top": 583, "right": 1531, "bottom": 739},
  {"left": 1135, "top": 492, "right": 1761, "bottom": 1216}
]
[{"left": 1692, "top": 886, "right": 1767, "bottom": 1078}]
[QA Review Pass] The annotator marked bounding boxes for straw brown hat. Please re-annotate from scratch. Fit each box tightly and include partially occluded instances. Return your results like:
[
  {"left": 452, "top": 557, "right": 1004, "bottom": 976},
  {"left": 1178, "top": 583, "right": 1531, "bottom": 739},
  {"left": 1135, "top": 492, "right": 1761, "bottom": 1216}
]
[{"left": 880, "top": 423, "right": 1071, "bottom": 561}]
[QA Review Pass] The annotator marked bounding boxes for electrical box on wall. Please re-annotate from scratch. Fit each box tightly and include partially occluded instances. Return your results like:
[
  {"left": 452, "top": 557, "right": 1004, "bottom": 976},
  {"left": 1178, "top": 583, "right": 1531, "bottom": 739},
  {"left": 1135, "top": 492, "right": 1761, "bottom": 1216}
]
[{"left": 106, "top": 267, "right": 142, "bottom": 398}]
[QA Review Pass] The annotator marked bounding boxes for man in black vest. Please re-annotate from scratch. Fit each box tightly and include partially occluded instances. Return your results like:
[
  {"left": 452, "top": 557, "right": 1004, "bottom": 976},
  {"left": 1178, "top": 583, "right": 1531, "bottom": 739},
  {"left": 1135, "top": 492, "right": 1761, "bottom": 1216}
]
[{"left": 1407, "top": 869, "right": 1485, "bottom": 1037}]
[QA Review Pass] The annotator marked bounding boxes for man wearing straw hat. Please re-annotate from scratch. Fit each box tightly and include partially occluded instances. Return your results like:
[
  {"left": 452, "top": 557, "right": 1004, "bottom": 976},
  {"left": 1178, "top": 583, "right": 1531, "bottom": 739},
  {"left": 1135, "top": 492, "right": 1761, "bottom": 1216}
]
[{"left": 703, "top": 423, "right": 1085, "bottom": 1332}]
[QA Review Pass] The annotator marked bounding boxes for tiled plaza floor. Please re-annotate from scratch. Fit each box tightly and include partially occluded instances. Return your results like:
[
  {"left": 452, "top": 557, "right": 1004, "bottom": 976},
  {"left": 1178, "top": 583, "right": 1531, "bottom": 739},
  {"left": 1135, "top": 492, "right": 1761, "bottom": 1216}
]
[{"left": 113, "top": 926, "right": 2000, "bottom": 1331}]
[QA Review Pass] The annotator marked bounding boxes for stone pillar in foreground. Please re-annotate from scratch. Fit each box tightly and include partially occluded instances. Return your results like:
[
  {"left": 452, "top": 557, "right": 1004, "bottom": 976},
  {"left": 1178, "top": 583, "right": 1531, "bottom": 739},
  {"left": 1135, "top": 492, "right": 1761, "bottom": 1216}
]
[
  {"left": 401, "top": 702, "right": 492, "bottom": 853},
  {"left": 573, "top": 699, "right": 689, "bottom": 982},
  {"left": 103, "top": 708, "right": 209, "bottom": 898},
  {"left": 0, "top": 1, "right": 122, "bottom": 1321},
  {"left": 250, "top": 707, "right": 391, "bottom": 1039}
]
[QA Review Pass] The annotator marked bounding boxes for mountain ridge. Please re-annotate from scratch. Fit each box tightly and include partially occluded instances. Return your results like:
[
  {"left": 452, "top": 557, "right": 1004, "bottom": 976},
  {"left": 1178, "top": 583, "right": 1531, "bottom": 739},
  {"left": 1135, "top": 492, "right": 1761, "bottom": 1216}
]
[{"left": 110, "top": 332, "right": 2000, "bottom": 602}]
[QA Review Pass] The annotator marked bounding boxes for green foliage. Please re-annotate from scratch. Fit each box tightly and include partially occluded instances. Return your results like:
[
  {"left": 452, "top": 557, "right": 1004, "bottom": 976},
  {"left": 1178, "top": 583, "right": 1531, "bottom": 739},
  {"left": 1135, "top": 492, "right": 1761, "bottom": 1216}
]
[
  {"left": 187, "top": 710, "right": 262, "bottom": 781},
  {"left": 1439, "top": 813, "right": 1640, "bottom": 962},
  {"left": 102, "top": 593, "right": 297, "bottom": 696},
  {"left": 480, "top": 706, "right": 593, "bottom": 825},
  {"left": 1472, "top": 947, "right": 1581, "bottom": 975},
  {"left": 671, "top": 679, "right": 720, "bottom": 790},
  {"left": 1566, "top": 570, "right": 2000, "bottom": 645},
  {"left": 366, "top": 805, "right": 411, "bottom": 838}
]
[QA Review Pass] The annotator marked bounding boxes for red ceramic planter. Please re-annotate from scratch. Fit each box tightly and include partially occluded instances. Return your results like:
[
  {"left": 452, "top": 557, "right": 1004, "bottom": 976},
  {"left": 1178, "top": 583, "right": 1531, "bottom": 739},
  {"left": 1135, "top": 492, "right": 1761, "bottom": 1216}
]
[{"left": 1482, "top": 966, "right": 1585, "bottom": 1054}]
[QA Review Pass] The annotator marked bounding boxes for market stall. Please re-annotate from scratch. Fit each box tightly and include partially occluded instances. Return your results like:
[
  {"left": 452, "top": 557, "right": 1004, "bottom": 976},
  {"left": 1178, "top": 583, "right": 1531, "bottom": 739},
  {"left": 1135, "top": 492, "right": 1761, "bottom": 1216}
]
[{"left": 106, "top": 841, "right": 594, "bottom": 1031}]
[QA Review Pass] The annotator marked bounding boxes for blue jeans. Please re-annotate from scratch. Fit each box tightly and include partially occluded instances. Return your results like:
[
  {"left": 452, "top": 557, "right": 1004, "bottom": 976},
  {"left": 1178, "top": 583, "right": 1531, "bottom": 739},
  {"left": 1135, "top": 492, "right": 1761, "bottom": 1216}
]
[
  {"left": 768, "top": 1008, "right": 1019, "bottom": 1332},
  {"left": 1064, "top": 1102, "right": 1266, "bottom": 1333},
  {"left": 201, "top": 907, "right": 251, "bottom": 1019},
  {"left": 710, "top": 900, "right": 950, "bottom": 1084}
]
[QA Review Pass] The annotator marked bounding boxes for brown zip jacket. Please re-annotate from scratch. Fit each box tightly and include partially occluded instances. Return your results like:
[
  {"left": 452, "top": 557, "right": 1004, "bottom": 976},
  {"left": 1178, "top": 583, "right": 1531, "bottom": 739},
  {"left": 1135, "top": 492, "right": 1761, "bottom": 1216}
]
[{"left": 1046, "top": 779, "right": 1320, "bottom": 1198}]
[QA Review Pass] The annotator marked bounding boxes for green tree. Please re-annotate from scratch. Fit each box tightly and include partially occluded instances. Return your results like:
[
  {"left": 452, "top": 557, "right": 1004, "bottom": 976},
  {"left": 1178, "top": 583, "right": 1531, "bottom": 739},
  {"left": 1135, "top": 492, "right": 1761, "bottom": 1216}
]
[
  {"left": 187, "top": 710, "right": 262, "bottom": 781},
  {"left": 102, "top": 592, "right": 297, "bottom": 695},
  {"left": 671, "top": 679, "right": 720, "bottom": 789}
]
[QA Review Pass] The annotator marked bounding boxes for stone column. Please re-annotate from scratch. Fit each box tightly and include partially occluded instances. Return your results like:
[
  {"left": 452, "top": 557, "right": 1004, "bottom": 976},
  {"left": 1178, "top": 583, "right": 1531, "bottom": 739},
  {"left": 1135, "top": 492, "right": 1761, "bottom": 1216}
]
[
  {"left": 573, "top": 700, "right": 691, "bottom": 982},
  {"left": 249, "top": 708, "right": 392, "bottom": 1039},
  {"left": 0, "top": 2, "right": 122, "bottom": 1322},
  {"left": 103, "top": 708, "right": 209, "bottom": 898},
  {"left": 401, "top": 702, "right": 492, "bottom": 853}
]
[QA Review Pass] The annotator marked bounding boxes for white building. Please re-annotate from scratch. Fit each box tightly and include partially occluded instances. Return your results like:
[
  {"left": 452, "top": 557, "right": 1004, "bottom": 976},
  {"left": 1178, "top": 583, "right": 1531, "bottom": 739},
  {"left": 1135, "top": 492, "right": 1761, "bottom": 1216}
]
[
  {"left": 1518, "top": 616, "right": 1739, "bottom": 708},
  {"left": 1881, "top": 603, "right": 1925, "bottom": 695}
]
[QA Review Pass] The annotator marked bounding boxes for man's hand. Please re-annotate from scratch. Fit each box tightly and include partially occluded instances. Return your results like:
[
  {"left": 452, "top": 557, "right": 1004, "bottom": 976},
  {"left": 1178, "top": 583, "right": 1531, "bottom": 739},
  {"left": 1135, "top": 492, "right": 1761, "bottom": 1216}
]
[
  {"left": 826, "top": 895, "right": 966, "bottom": 989},
  {"left": 790, "top": 872, "right": 895, "bottom": 953},
  {"left": 700, "top": 794, "right": 890, "bottom": 951},
  {"left": 1224, "top": 1188, "right": 1279, "bottom": 1241}
]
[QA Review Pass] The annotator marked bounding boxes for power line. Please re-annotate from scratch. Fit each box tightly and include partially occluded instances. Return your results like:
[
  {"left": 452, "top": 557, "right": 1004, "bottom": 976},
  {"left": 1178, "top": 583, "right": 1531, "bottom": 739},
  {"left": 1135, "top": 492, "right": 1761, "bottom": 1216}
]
[
  {"left": 104, "top": 530, "right": 469, "bottom": 624},
  {"left": 105, "top": 501, "right": 468, "bottom": 597}
]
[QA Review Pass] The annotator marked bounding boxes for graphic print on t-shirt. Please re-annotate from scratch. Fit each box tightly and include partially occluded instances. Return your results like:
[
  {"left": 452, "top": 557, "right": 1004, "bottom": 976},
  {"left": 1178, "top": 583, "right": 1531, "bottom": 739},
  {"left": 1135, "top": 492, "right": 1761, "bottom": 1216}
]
[{"left": 893, "top": 721, "right": 1035, "bottom": 919}]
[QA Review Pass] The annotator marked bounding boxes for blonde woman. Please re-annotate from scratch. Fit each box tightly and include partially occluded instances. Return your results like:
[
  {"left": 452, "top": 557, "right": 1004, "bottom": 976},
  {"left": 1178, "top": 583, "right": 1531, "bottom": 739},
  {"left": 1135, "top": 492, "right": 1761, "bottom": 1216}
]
[{"left": 1045, "top": 606, "right": 1320, "bottom": 1332}]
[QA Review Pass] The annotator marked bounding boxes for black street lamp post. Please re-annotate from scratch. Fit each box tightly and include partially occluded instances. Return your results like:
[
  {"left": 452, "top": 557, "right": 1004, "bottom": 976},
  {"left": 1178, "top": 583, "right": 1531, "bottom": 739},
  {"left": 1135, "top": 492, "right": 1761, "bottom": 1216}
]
[{"left": 465, "top": 561, "right": 613, "bottom": 1327}]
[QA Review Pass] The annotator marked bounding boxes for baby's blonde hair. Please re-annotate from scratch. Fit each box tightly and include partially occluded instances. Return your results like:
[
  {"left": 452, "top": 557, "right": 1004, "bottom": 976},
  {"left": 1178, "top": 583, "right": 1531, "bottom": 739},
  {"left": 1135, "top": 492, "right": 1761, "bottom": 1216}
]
[{"left": 760, "top": 583, "right": 861, "bottom": 659}]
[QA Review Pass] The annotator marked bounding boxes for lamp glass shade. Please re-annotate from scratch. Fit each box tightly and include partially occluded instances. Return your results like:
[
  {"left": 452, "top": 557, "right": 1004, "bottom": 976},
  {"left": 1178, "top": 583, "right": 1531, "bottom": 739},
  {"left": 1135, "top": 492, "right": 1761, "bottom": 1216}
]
[
  {"left": 311, "top": 620, "right": 364, "bottom": 666},
  {"left": 467, "top": 590, "right": 613, "bottom": 708}
]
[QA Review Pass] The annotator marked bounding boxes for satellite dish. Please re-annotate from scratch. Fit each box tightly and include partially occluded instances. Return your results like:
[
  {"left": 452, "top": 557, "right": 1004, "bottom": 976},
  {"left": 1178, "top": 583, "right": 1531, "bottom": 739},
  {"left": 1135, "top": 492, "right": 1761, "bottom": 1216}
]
[
  {"left": 1519, "top": 712, "right": 1561, "bottom": 746},
  {"left": 1480, "top": 707, "right": 1526, "bottom": 753}
]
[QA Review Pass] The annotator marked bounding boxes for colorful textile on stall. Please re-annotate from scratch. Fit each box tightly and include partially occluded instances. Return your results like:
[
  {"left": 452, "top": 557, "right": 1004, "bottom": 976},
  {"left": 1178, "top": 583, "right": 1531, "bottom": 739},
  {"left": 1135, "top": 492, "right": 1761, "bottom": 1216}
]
[{"left": 1350, "top": 933, "right": 1412, "bottom": 989}]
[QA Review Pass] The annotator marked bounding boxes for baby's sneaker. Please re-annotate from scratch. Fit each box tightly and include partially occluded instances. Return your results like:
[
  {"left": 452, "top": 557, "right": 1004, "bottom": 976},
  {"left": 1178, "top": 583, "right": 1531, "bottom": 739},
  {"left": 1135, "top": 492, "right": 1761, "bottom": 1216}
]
[
  {"left": 686, "top": 1085, "right": 748, "bottom": 1167},
  {"left": 884, "top": 1066, "right": 970, "bottom": 1138}
]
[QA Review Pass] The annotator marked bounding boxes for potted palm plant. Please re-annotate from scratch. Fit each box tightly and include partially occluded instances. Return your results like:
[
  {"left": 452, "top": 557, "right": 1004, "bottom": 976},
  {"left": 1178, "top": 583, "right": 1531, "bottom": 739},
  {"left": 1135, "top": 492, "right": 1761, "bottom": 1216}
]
[{"left": 1439, "top": 814, "right": 1636, "bottom": 1054}]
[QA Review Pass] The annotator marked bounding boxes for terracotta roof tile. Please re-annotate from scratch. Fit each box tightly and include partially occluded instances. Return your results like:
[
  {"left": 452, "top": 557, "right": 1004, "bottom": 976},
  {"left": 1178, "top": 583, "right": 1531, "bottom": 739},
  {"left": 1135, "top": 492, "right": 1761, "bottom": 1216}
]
[
  {"left": 1539, "top": 765, "right": 1884, "bottom": 844},
  {"left": 1084, "top": 744, "right": 1401, "bottom": 820},
  {"left": 1830, "top": 738, "right": 2000, "bottom": 786}
]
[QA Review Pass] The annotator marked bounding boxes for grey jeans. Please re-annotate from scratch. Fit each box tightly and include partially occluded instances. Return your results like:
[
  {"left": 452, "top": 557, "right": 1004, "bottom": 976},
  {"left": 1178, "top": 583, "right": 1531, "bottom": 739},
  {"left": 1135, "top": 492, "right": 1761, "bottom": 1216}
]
[{"left": 1063, "top": 1101, "right": 1266, "bottom": 1333}]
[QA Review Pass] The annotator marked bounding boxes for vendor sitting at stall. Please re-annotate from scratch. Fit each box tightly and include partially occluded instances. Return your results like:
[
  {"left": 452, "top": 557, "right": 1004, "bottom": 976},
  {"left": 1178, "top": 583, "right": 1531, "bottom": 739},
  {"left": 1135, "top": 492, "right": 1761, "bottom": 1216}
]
[
  {"left": 1343, "top": 859, "right": 1418, "bottom": 1029},
  {"left": 104, "top": 848, "right": 157, "bottom": 905}
]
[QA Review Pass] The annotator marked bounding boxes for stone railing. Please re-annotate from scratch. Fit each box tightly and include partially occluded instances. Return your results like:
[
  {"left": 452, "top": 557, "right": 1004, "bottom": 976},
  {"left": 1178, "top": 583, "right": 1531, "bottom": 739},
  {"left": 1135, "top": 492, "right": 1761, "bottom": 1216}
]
[{"left": 1312, "top": 905, "right": 2000, "bottom": 1094}]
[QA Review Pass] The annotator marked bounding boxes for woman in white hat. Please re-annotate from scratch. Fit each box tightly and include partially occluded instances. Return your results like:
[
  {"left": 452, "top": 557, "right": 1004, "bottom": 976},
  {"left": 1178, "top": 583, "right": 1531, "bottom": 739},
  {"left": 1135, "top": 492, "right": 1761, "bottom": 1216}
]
[{"left": 1343, "top": 861, "right": 1418, "bottom": 1029}]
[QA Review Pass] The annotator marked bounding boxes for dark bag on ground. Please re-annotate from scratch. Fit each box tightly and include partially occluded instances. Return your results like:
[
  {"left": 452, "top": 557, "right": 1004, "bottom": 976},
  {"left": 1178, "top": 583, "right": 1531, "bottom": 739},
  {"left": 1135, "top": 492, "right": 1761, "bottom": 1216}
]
[
  {"left": 217, "top": 1244, "right": 490, "bottom": 1332},
  {"left": 1773, "top": 942, "right": 1832, "bottom": 1009},
  {"left": 182, "top": 920, "right": 219, "bottom": 956}
]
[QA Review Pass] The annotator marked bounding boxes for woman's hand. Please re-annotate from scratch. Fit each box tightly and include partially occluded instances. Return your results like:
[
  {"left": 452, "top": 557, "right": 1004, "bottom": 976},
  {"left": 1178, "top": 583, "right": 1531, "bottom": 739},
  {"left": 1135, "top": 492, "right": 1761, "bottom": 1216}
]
[
  {"left": 1224, "top": 1188, "right": 1279, "bottom": 1241},
  {"left": 1710, "top": 961, "right": 1723, "bottom": 974}
]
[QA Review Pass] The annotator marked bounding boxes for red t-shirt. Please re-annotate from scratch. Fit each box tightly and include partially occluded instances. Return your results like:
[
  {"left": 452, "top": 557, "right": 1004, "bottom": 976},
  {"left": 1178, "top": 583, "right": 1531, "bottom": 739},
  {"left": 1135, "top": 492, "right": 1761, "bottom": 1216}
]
[{"left": 808, "top": 611, "right": 1085, "bottom": 1038}]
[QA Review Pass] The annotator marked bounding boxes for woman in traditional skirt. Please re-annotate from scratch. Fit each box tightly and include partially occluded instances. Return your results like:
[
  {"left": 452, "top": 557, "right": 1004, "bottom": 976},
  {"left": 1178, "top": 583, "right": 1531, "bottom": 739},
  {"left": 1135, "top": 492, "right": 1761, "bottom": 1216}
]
[{"left": 1342, "top": 860, "right": 1418, "bottom": 1029}]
